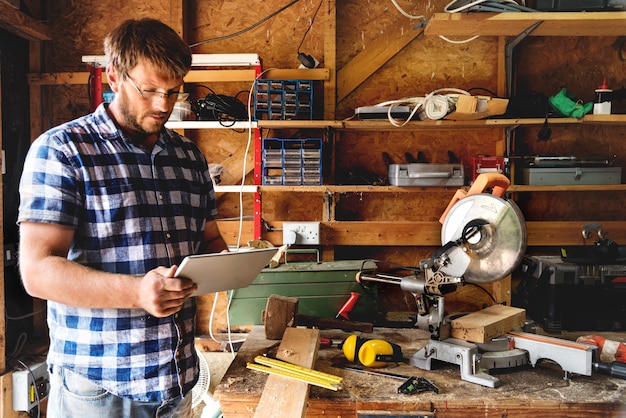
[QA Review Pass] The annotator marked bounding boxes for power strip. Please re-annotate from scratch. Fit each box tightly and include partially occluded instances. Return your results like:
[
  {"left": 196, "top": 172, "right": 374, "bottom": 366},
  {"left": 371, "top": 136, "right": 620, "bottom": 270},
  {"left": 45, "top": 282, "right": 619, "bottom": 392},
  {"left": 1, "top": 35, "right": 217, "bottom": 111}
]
[{"left": 12, "top": 361, "right": 49, "bottom": 412}]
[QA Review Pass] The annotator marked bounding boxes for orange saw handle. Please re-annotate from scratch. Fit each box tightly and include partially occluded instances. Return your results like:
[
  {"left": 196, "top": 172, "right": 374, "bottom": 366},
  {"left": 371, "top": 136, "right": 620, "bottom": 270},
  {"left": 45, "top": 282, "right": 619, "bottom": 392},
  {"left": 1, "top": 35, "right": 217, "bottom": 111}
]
[{"left": 438, "top": 172, "right": 510, "bottom": 225}]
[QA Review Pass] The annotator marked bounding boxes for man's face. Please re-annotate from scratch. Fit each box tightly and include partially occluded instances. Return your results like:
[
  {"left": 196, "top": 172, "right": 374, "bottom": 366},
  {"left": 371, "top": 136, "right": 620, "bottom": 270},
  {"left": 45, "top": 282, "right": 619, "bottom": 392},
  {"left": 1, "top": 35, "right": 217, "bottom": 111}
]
[{"left": 116, "top": 62, "right": 184, "bottom": 137}]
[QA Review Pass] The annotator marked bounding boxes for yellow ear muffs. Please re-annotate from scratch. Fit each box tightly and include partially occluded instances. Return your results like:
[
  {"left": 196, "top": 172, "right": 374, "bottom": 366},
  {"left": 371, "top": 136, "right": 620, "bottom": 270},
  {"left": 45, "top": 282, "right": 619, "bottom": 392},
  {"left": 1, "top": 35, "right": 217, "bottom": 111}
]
[
  {"left": 339, "top": 334, "right": 405, "bottom": 368},
  {"left": 358, "top": 339, "right": 397, "bottom": 368}
]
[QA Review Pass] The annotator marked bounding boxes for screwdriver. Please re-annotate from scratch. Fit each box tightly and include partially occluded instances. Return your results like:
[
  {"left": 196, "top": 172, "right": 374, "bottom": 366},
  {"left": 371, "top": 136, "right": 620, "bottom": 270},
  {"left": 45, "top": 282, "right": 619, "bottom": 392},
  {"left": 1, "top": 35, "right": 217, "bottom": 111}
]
[{"left": 593, "top": 361, "right": 626, "bottom": 380}]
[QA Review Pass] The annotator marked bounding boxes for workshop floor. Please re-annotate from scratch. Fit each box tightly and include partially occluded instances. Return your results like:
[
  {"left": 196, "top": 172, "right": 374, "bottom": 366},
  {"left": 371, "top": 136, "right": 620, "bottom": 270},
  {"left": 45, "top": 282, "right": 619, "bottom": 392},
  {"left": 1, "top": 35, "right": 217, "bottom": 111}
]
[{"left": 193, "top": 351, "right": 235, "bottom": 418}]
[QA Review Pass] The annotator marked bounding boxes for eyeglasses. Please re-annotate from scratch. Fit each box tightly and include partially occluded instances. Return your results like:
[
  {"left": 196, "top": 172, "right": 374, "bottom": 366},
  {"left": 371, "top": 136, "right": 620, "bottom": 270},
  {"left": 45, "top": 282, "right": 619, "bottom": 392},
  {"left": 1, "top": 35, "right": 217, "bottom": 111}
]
[{"left": 125, "top": 74, "right": 182, "bottom": 102}]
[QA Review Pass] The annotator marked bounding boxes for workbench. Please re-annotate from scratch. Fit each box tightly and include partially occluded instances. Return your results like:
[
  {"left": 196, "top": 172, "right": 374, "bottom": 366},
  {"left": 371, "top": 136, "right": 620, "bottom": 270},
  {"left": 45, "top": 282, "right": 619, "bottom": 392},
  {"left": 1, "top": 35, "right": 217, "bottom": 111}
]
[{"left": 213, "top": 326, "right": 626, "bottom": 417}]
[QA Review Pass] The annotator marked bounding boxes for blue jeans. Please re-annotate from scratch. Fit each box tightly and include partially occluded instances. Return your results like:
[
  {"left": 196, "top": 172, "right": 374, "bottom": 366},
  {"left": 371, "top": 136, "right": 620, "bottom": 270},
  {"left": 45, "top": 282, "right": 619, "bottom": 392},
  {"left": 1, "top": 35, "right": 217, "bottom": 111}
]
[{"left": 47, "top": 365, "right": 193, "bottom": 418}]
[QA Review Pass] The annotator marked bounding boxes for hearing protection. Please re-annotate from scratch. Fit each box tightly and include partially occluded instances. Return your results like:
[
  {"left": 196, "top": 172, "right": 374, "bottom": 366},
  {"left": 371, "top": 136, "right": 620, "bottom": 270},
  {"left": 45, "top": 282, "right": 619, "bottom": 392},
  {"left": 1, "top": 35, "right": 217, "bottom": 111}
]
[{"left": 339, "top": 334, "right": 405, "bottom": 368}]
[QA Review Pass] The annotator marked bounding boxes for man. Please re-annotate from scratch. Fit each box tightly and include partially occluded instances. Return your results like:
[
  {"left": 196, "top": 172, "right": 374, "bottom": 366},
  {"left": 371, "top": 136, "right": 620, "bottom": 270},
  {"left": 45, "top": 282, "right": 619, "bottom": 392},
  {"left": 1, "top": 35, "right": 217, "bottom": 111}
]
[{"left": 18, "top": 18, "right": 228, "bottom": 417}]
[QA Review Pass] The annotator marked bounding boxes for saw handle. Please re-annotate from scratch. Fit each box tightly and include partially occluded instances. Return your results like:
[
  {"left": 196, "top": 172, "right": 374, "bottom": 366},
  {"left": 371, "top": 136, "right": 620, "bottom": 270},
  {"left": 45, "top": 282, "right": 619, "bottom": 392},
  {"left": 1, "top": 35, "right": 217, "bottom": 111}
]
[{"left": 439, "top": 173, "right": 510, "bottom": 224}]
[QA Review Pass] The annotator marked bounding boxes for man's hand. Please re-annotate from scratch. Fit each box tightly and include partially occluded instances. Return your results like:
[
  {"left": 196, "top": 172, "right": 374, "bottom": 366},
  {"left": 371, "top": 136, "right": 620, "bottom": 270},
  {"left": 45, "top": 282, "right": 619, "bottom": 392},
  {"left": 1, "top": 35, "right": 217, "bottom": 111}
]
[{"left": 137, "top": 266, "right": 198, "bottom": 317}]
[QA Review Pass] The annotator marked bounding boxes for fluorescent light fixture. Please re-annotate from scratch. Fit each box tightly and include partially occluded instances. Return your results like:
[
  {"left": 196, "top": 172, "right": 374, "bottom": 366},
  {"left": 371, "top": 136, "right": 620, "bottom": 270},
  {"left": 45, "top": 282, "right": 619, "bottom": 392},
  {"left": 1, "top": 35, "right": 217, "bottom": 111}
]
[
  {"left": 191, "top": 54, "right": 260, "bottom": 67},
  {"left": 82, "top": 54, "right": 261, "bottom": 68}
]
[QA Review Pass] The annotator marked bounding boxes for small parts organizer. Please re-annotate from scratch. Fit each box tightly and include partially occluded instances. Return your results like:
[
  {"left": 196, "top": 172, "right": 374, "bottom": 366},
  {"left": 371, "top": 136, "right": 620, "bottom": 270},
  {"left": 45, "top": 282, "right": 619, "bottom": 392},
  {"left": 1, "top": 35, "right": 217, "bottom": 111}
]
[
  {"left": 262, "top": 138, "right": 322, "bottom": 186},
  {"left": 254, "top": 80, "right": 314, "bottom": 120}
]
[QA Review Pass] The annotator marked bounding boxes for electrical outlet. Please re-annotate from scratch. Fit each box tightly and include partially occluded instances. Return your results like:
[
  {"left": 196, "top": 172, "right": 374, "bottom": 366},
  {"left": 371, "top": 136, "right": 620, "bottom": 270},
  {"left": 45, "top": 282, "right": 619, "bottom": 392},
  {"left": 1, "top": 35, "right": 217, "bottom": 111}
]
[
  {"left": 282, "top": 222, "right": 320, "bottom": 245},
  {"left": 12, "top": 361, "right": 49, "bottom": 412}
]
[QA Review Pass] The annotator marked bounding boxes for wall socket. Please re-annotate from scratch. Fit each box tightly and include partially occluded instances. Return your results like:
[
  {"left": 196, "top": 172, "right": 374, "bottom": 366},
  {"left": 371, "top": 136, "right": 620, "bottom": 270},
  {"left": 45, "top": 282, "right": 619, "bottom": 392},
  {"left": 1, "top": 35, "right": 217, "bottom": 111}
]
[
  {"left": 282, "top": 222, "right": 320, "bottom": 245},
  {"left": 12, "top": 361, "right": 49, "bottom": 412}
]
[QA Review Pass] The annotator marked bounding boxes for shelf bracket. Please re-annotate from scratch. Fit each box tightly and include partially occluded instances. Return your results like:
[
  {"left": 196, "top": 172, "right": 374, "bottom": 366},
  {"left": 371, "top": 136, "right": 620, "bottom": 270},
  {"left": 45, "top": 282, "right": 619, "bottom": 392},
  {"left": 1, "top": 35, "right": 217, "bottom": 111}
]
[{"left": 505, "top": 21, "right": 543, "bottom": 97}]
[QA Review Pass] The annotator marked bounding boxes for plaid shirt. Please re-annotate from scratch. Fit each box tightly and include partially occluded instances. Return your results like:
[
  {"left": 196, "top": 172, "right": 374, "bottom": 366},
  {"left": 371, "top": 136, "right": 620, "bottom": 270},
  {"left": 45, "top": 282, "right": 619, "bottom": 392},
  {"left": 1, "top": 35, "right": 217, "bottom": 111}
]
[{"left": 18, "top": 104, "right": 217, "bottom": 402}]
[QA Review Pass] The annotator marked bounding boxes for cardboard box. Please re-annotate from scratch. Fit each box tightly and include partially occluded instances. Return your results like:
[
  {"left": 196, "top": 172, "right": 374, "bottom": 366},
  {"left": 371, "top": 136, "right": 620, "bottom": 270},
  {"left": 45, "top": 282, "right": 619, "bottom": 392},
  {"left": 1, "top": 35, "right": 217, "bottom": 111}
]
[{"left": 445, "top": 95, "right": 509, "bottom": 120}]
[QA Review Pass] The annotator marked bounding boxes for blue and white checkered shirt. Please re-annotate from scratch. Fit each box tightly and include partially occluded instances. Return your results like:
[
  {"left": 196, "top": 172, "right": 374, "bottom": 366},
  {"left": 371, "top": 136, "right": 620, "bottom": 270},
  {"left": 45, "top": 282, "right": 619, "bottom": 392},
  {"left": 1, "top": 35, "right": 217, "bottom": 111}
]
[{"left": 18, "top": 104, "right": 217, "bottom": 402}]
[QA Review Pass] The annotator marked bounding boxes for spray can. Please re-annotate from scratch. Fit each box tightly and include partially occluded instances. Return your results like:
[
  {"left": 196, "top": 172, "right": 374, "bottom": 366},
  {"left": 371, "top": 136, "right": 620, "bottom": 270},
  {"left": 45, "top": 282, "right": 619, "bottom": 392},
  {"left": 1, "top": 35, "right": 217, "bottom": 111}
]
[{"left": 593, "top": 77, "right": 612, "bottom": 115}]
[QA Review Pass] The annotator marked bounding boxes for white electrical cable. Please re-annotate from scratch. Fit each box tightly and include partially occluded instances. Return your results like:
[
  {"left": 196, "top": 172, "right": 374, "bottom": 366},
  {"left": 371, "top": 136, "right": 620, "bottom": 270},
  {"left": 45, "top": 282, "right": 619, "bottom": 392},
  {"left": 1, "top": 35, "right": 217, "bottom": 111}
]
[
  {"left": 440, "top": 0, "right": 523, "bottom": 44},
  {"left": 390, "top": 0, "right": 426, "bottom": 20},
  {"left": 444, "top": 0, "right": 521, "bottom": 13},
  {"left": 373, "top": 88, "right": 471, "bottom": 126},
  {"left": 420, "top": 88, "right": 471, "bottom": 120}
]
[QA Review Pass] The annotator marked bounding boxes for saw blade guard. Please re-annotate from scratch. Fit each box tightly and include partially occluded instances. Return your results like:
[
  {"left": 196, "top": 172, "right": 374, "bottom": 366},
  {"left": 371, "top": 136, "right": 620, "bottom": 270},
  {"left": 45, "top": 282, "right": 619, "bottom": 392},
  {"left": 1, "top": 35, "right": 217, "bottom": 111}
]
[{"left": 440, "top": 193, "right": 527, "bottom": 284}]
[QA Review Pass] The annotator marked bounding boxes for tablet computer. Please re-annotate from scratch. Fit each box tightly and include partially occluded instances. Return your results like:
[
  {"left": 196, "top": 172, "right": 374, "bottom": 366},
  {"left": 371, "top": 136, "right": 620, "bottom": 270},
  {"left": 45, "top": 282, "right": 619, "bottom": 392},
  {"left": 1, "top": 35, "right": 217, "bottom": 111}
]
[{"left": 175, "top": 248, "right": 278, "bottom": 296}]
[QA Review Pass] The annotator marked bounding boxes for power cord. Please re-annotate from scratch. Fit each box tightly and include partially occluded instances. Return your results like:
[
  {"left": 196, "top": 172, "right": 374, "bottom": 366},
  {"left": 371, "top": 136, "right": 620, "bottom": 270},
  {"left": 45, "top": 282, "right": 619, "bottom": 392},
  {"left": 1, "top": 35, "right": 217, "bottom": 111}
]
[
  {"left": 189, "top": 0, "right": 301, "bottom": 48},
  {"left": 372, "top": 88, "right": 471, "bottom": 127},
  {"left": 297, "top": 0, "right": 324, "bottom": 68},
  {"left": 191, "top": 85, "right": 249, "bottom": 126}
]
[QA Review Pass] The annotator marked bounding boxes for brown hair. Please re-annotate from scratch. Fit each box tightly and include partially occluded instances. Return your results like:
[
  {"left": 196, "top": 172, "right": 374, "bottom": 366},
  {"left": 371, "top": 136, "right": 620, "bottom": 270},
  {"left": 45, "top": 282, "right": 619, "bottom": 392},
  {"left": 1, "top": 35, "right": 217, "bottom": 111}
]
[{"left": 104, "top": 18, "right": 192, "bottom": 79}]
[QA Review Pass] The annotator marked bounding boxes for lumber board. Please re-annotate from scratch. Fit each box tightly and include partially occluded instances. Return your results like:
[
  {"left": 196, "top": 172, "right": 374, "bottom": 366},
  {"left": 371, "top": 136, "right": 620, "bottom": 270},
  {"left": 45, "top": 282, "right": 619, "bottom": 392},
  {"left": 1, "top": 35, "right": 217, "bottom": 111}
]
[
  {"left": 425, "top": 12, "right": 626, "bottom": 37},
  {"left": 263, "top": 294, "right": 299, "bottom": 340},
  {"left": 253, "top": 327, "right": 320, "bottom": 418},
  {"left": 216, "top": 219, "right": 626, "bottom": 248},
  {"left": 451, "top": 304, "right": 526, "bottom": 343},
  {"left": 0, "top": 1, "right": 51, "bottom": 41}
]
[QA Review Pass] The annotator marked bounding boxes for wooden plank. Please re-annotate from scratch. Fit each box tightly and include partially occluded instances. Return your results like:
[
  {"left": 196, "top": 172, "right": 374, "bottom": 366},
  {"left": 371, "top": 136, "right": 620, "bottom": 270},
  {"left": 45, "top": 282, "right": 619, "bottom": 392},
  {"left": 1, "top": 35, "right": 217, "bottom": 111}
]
[
  {"left": 451, "top": 304, "right": 526, "bottom": 343},
  {"left": 425, "top": 11, "right": 626, "bottom": 37},
  {"left": 263, "top": 295, "right": 299, "bottom": 340},
  {"left": 216, "top": 219, "right": 626, "bottom": 247},
  {"left": 253, "top": 327, "right": 320, "bottom": 418},
  {"left": 336, "top": 13, "right": 423, "bottom": 102},
  {"left": 0, "top": 1, "right": 51, "bottom": 41},
  {"left": 526, "top": 221, "right": 626, "bottom": 246},
  {"left": 323, "top": 0, "right": 337, "bottom": 119},
  {"left": 0, "top": 372, "right": 20, "bottom": 418}
]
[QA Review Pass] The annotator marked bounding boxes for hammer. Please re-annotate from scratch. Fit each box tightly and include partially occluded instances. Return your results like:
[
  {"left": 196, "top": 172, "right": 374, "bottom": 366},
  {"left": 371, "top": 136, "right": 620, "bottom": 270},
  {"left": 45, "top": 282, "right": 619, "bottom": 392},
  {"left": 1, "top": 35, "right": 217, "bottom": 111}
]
[{"left": 262, "top": 294, "right": 373, "bottom": 340}]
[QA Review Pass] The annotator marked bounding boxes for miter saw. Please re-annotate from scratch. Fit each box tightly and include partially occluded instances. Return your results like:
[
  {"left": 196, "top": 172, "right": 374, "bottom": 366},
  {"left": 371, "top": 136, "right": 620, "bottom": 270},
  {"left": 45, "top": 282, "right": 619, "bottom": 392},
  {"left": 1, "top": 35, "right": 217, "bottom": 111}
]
[{"left": 355, "top": 173, "right": 596, "bottom": 387}]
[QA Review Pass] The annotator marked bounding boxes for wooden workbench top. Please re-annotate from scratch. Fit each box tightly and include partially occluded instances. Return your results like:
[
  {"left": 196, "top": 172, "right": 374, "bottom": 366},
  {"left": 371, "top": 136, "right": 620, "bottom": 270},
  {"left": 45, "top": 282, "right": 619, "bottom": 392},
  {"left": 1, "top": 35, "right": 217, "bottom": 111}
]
[{"left": 213, "top": 326, "right": 626, "bottom": 417}]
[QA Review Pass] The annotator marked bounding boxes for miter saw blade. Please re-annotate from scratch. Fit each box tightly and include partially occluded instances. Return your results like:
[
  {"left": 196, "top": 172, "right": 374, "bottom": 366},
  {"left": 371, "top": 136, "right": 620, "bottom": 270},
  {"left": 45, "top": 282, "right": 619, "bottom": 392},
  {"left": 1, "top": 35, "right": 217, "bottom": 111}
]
[{"left": 440, "top": 193, "right": 527, "bottom": 284}]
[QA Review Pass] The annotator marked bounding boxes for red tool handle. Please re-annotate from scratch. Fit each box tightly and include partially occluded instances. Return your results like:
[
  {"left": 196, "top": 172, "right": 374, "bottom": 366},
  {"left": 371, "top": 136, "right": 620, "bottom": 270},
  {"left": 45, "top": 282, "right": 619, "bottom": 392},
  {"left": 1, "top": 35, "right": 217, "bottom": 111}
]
[{"left": 336, "top": 292, "right": 360, "bottom": 320}]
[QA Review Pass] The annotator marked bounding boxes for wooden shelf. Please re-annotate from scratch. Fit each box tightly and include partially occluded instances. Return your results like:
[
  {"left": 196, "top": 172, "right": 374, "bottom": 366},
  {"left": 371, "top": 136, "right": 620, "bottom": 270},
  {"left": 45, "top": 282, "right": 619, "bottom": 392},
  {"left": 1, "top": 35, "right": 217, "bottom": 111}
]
[
  {"left": 508, "top": 184, "right": 626, "bottom": 192},
  {"left": 257, "top": 184, "right": 626, "bottom": 193},
  {"left": 165, "top": 120, "right": 257, "bottom": 129},
  {"left": 424, "top": 11, "right": 626, "bottom": 37},
  {"left": 256, "top": 115, "right": 626, "bottom": 131},
  {"left": 259, "top": 185, "right": 462, "bottom": 193}
]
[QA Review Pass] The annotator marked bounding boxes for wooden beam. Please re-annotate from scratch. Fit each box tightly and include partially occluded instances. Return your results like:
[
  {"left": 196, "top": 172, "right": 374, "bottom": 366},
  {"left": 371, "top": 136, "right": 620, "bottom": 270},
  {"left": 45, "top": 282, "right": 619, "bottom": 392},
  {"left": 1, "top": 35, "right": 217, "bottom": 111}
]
[
  {"left": 216, "top": 219, "right": 626, "bottom": 247},
  {"left": 336, "top": 14, "right": 423, "bottom": 102},
  {"left": 424, "top": 11, "right": 626, "bottom": 38},
  {"left": 253, "top": 327, "right": 320, "bottom": 418},
  {"left": 323, "top": 0, "right": 336, "bottom": 119},
  {"left": 27, "top": 68, "right": 330, "bottom": 86},
  {"left": 0, "top": 1, "right": 51, "bottom": 42}
]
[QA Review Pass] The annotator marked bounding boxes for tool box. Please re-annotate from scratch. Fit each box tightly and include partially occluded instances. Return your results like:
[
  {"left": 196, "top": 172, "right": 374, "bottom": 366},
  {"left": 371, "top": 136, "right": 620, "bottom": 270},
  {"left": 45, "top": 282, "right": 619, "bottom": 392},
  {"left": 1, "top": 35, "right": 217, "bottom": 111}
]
[
  {"left": 516, "top": 256, "right": 626, "bottom": 333},
  {"left": 465, "top": 156, "right": 508, "bottom": 184},
  {"left": 521, "top": 166, "right": 621, "bottom": 185},
  {"left": 228, "top": 261, "right": 374, "bottom": 325},
  {"left": 388, "top": 163, "right": 464, "bottom": 187}
]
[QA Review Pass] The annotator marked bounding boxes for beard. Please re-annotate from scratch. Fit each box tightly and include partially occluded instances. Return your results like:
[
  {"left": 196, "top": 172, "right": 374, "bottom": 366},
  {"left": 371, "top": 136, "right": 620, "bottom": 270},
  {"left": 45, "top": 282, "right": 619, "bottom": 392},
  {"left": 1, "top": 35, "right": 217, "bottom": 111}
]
[{"left": 117, "top": 91, "right": 171, "bottom": 139}]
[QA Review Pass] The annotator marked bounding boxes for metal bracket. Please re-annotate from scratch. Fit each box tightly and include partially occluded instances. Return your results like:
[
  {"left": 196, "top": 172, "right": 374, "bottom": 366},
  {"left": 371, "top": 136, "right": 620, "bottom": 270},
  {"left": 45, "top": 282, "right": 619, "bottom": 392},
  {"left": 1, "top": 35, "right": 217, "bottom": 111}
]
[
  {"left": 409, "top": 338, "right": 501, "bottom": 388},
  {"left": 505, "top": 21, "right": 544, "bottom": 97}
]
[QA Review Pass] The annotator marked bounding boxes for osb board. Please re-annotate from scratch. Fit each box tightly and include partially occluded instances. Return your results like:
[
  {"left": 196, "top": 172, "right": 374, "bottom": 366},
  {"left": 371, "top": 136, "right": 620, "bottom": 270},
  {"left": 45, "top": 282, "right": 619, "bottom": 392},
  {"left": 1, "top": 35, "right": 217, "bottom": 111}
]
[
  {"left": 513, "top": 36, "right": 626, "bottom": 110},
  {"left": 44, "top": 1, "right": 183, "bottom": 132},
  {"left": 335, "top": 129, "right": 503, "bottom": 182},
  {"left": 186, "top": 0, "right": 325, "bottom": 69},
  {"left": 47, "top": 1, "right": 183, "bottom": 72}
]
